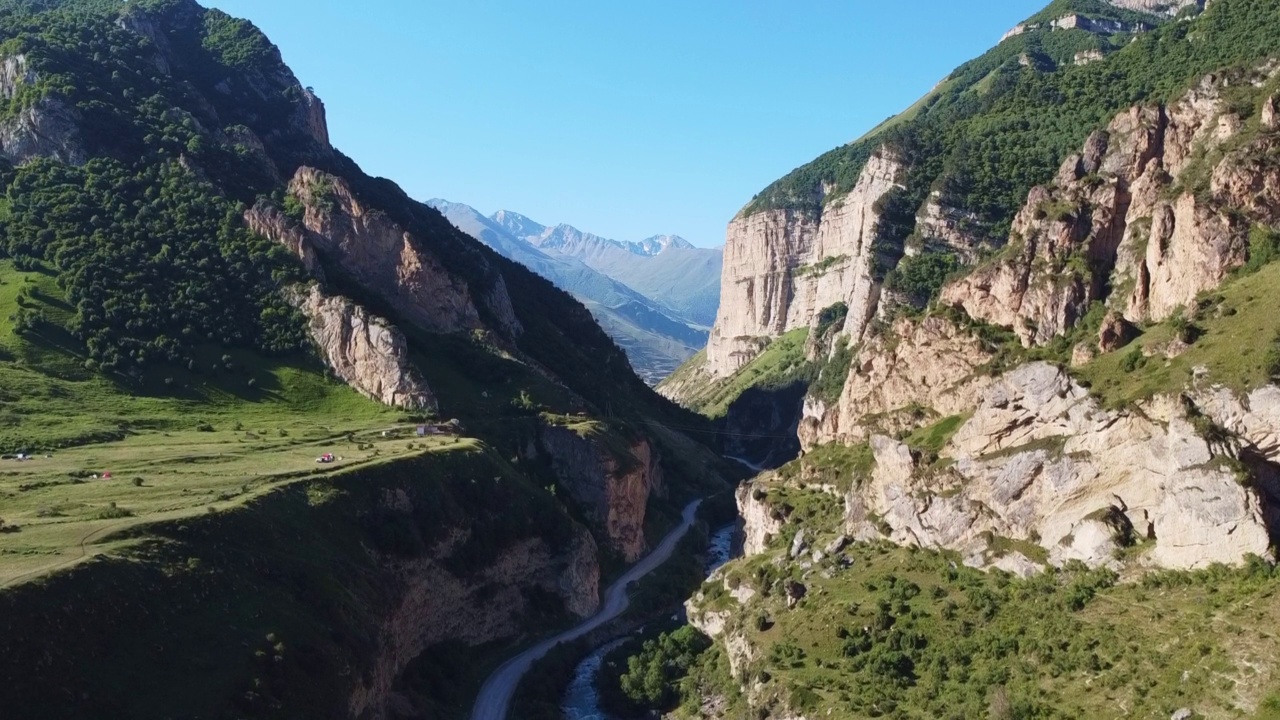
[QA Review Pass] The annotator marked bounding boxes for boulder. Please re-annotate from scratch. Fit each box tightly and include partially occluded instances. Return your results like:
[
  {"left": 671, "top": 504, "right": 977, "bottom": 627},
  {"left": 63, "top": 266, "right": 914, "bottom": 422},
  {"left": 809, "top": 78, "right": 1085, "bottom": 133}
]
[
  {"left": 785, "top": 581, "right": 808, "bottom": 609},
  {"left": 1098, "top": 310, "right": 1138, "bottom": 352}
]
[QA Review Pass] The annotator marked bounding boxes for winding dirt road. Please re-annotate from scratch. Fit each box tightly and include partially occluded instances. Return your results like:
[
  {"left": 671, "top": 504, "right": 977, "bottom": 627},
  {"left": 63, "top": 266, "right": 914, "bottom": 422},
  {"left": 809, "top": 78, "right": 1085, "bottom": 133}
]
[{"left": 469, "top": 499, "right": 702, "bottom": 720}]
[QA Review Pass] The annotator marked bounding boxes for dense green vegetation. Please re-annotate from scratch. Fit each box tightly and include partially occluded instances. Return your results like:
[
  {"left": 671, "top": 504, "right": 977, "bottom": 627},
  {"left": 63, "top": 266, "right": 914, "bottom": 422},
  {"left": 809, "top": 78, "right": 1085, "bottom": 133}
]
[
  {"left": 1077, "top": 261, "right": 1280, "bottom": 407},
  {"left": 886, "top": 251, "right": 962, "bottom": 308},
  {"left": 600, "top": 625, "right": 712, "bottom": 714},
  {"left": 634, "top": 538, "right": 1280, "bottom": 719},
  {"left": 744, "top": 0, "right": 1280, "bottom": 246},
  {"left": 3, "top": 159, "right": 306, "bottom": 371}
]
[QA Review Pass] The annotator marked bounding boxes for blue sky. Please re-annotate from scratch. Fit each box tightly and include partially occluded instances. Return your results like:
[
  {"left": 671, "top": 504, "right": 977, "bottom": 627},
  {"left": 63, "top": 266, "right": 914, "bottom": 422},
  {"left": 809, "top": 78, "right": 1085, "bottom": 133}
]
[{"left": 205, "top": 1, "right": 1047, "bottom": 247}]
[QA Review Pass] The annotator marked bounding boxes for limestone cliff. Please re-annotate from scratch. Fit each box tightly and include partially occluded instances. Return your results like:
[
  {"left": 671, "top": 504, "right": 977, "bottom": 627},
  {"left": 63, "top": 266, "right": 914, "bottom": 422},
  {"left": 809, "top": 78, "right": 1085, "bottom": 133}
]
[
  {"left": 760, "top": 364, "right": 1276, "bottom": 573},
  {"left": 538, "top": 424, "right": 666, "bottom": 562},
  {"left": 800, "top": 315, "right": 995, "bottom": 448},
  {"left": 285, "top": 285, "right": 436, "bottom": 411},
  {"left": 704, "top": 151, "right": 904, "bottom": 377},
  {"left": 944, "top": 68, "right": 1278, "bottom": 343},
  {"left": 288, "top": 167, "right": 484, "bottom": 335}
]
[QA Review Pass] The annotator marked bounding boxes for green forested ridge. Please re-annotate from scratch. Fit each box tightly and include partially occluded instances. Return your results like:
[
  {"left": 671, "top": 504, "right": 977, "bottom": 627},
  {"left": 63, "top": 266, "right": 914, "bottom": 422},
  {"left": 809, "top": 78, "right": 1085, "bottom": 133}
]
[
  {"left": 0, "top": 3, "right": 733, "bottom": 718},
  {"left": 0, "top": 0, "right": 698, "bottom": 429},
  {"left": 4, "top": 158, "right": 306, "bottom": 372},
  {"left": 744, "top": 0, "right": 1276, "bottom": 245}
]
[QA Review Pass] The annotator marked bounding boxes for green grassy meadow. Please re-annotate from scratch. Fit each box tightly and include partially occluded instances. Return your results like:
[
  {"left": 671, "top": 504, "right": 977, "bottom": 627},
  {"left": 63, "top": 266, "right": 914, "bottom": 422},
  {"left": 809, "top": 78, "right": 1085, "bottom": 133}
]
[{"left": 0, "top": 258, "right": 482, "bottom": 586}]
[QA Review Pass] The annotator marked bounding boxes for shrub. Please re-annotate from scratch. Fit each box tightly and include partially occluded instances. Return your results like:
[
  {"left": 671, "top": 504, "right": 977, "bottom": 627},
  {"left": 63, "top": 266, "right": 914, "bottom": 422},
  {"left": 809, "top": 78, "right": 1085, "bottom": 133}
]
[
  {"left": 1119, "top": 348, "right": 1146, "bottom": 373},
  {"left": 1242, "top": 225, "right": 1280, "bottom": 275},
  {"left": 96, "top": 503, "right": 134, "bottom": 520},
  {"left": 1266, "top": 333, "right": 1280, "bottom": 380},
  {"left": 885, "top": 251, "right": 962, "bottom": 308}
]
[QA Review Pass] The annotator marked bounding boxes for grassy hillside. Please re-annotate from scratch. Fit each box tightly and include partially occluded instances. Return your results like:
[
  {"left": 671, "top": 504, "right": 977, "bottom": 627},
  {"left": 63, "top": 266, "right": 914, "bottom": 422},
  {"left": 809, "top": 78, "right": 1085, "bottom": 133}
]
[
  {"left": 1076, "top": 261, "right": 1280, "bottom": 408},
  {"left": 619, "top": 473, "right": 1280, "bottom": 719},
  {"left": 660, "top": 329, "right": 810, "bottom": 420},
  {"left": 0, "top": 446, "right": 585, "bottom": 720}
]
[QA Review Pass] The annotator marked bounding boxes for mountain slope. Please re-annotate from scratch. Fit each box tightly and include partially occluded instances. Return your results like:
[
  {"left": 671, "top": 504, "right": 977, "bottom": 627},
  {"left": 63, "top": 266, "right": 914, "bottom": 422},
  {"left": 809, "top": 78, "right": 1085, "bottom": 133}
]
[
  {"left": 430, "top": 199, "right": 707, "bottom": 384},
  {"left": 642, "top": 1, "right": 1280, "bottom": 716},
  {"left": 492, "top": 212, "right": 724, "bottom": 327},
  {"left": 666, "top": 0, "right": 1275, "bottom": 388},
  {"left": 0, "top": 2, "right": 732, "bottom": 718}
]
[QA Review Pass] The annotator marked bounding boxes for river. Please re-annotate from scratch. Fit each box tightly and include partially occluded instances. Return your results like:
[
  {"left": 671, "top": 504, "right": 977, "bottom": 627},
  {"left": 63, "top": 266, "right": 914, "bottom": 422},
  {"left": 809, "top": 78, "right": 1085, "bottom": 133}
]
[
  {"left": 470, "top": 501, "right": 704, "bottom": 720},
  {"left": 558, "top": 522, "right": 740, "bottom": 720}
]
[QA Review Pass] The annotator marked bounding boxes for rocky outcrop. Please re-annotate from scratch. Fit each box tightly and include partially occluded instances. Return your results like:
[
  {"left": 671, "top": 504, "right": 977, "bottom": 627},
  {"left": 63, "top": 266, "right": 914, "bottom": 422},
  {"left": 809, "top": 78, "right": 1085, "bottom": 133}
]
[
  {"left": 117, "top": 8, "right": 173, "bottom": 75},
  {"left": 800, "top": 315, "right": 995, "bottom": 448},
  {"left": 0, "top": 55, "right": 84, "bottom": 165},
  {"left": 940, "top": 165, "right": 1128, "bottom": 346},
  {"left": 0, "top": 97, "right": 86, "bottom": 166},
  {"left": 913, "top": 192, "right": 986, "bottom": 262},
  {"left": 538, "top": 425, "right": 665, "bottom": 561},
  {"left": 288, "top": 167, "right": 483, "bottom": 334},
  {"left": 296, "top": 87, "right": 331, "bottom": 149},
  {"left": 1106, "top": 0, "right": 1204, "bottom": 14},
  {"left": 943, "top": 68, "right": 1276, "bottom": 344},
  {"left": 1097, "top": 309, "right": 1138, "bottom": 352},
  {"left": 245, "top": 201, "right": 328, "bottom": 279},
  {"left": 705, "top": 151, "right": 904, "bottom": 377},
  {"left": 0, "top": 54, "right": 36, "bottom": 100},
  {"left": 352, "top": 525, "right": 599, "bottom": 719},
  {"left": 286, "top": 285, "right": 436, "bottom": 410},
  {"left": 739, "top": 483, "right": 786, "bottom": 556},
  {"left": 1051, "top": 14, "right": 1155, "bottom": 34},
  {"left": 836, "top": 364, "right": 1274, "bottom": 571}
]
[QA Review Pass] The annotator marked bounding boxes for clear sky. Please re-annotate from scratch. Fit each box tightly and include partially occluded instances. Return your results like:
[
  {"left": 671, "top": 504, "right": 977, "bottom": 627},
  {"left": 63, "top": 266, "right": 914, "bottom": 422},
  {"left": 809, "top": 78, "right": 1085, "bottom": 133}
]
[{"left": 204, "top": 1, "right": 1047, "bottom": 247}]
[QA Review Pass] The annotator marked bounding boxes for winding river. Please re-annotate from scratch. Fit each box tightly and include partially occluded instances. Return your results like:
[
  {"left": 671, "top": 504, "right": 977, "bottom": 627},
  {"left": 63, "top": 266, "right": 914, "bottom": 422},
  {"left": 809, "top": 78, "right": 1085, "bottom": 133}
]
[
  {"left": 558, "top": 522, "right": 740, "bottom": 720},
  {"left": 470, "top": 501, "right": 704, "bottom": 720}
]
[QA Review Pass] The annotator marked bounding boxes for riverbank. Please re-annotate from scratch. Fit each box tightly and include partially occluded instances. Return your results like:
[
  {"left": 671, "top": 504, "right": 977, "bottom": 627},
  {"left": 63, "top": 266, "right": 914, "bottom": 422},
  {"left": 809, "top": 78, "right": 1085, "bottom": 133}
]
[
  {"left": 558, "top": 522, "right": 740, "bottom": 720},
  {"left": 470, "top": 500, "right": 704, "bottom": 720}
]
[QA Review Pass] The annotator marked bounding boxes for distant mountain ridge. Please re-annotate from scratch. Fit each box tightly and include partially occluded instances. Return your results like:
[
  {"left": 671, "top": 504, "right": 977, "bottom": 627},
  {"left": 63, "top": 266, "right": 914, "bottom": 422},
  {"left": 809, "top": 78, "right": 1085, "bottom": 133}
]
[
  {"left": 490, "top": 211, "right": 723, "bottom": 327},
  {"left": 430, "top": 200, "right": 712, "bottom": 384}
]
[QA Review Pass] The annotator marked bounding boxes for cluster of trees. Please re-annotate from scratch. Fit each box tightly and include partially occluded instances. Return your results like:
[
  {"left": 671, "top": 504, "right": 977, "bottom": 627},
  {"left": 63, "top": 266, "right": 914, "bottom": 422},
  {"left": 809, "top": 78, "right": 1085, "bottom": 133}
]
[
  {"left": 598, "top": 625, "right": 712, "bottom": 715},
  {"left": 0, "top": 157, "right": 307, "bottom": 372},
  {"left": 0, "top": 1, "right": 340, "bottom": 374},
  {"left": 625, "top": 550, "right": 1155, "bottom": 718}
]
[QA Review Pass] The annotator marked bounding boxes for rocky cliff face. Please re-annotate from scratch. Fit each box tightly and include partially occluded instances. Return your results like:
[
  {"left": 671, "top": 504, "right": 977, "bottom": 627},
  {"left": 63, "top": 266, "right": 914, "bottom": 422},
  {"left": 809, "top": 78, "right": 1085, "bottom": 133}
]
[
  {"left": 800, "top": 315, "right": 995, "bottom": 448},
  {"left": 738, "top": 483, "right": 786, "bottom": 556},
  {"left": 0, "top": 54, "right": 87, "bottom": 166},
  {"left": 944, "top": 68, "right": 1278, "bottom": 343},
  {"left": 285, "top": 285, "right": 436, "bottom": 411},
  {"left": 538, "top": 424, "right": 666, "bottom": 562},
  {"left": 704, "top": 151, "right": 904, "bottom": 377},
  {"left": 288, "top": 167, "right": 485, "bottom": 335},
  {"left": 1106, "top": 0, "right": 1204, "bottom": 14},
  {"left": 763, "top": 364, "right": 1276, "bottom": 573},
  {"left": 352, "top": 508, "right": 599, "bottom": 718}
]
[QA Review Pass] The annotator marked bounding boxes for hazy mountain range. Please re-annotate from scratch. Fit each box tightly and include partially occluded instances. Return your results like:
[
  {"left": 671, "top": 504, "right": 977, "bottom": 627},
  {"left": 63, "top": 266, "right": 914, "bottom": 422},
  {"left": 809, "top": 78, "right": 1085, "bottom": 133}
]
[{"left": 430, "top": 200, "right": 722, "bottom": 383}]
